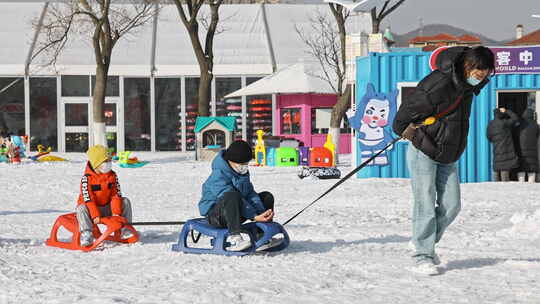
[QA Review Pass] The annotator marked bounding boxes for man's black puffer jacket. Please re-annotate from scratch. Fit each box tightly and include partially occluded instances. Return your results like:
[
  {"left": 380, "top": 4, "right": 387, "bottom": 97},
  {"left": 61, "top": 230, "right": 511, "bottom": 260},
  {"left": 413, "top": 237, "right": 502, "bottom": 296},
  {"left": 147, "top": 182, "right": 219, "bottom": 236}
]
[{"left": 392, "top": 46, "right": 489, "bottom": 163}]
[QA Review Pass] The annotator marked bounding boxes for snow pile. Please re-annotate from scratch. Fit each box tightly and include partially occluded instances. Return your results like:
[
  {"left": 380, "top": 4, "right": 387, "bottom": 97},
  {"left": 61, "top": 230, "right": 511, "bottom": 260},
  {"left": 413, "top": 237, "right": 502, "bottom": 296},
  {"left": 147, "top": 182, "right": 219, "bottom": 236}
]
[{"left": 497, "top": 209, "right": 540, "bottom": 240}]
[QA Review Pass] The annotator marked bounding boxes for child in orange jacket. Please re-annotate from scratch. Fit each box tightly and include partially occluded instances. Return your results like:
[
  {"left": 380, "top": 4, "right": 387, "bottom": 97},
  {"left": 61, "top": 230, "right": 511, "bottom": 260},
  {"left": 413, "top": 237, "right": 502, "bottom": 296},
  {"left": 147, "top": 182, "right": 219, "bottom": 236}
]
[{"left": 75, "top": 145, "right": 133, "bottom": 246}]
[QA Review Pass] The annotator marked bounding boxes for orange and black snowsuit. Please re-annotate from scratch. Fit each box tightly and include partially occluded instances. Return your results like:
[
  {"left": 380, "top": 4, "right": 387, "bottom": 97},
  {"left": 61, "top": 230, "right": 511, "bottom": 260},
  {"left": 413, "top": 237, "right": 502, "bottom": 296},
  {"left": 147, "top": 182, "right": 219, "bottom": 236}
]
[{"left": 77, "top": 161, "right": 123, "bottom": 220}]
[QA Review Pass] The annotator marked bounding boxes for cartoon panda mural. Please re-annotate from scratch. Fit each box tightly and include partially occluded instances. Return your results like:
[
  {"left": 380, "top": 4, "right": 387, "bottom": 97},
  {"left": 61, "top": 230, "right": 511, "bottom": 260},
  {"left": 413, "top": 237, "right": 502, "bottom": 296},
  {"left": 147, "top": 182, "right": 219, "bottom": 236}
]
[{"left": 348, "top": 83, "right": 398, "bottom": 166}]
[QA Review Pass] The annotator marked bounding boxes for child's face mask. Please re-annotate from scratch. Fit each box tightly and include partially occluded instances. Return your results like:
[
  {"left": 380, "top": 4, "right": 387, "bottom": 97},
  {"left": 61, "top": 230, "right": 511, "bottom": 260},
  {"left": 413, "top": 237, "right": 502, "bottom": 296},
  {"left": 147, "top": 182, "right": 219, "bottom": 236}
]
[
  {"left": 232, "top": 163, "right": 249, "bottom": 175},
  {"left": 98, "top": 161, "right": 112, "bottom": 173}
]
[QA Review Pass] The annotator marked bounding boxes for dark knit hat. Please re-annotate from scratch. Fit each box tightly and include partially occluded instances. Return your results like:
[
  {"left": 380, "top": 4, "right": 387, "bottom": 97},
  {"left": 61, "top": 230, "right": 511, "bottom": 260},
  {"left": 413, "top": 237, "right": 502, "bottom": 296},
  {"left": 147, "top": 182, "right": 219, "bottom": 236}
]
[{"left": 223, "top": 140, "right": 253, "bottom": 163}]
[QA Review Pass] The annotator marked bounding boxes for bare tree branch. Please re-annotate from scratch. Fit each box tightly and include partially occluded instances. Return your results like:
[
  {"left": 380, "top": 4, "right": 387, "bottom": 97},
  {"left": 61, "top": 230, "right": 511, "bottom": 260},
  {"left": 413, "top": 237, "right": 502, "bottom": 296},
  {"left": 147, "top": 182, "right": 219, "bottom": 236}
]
[{"left": 379, "top": 0, "right": 405, "bottom": 21}]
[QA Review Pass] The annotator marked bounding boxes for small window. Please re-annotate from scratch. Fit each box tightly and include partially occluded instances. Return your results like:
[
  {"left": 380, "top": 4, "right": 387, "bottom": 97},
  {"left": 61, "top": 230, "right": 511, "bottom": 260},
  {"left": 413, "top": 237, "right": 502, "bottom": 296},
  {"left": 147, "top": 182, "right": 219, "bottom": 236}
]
[
  {"left": 311, "top": 108, "right": 331, "bottom": 134},
  {"left": 311, "top": 107, "right": 351, "bottom": 134},
  {"left": 202, "top": 129, "right": 226, "bottom": 148},
  {"left": 91, "top": 76, "right": 120, "bottom": 97},
  {"left": 281, "top": 108, "right": 301, "bottom": 134},
  {"left": 65, "top": 104, "right": 88, "bottom": 126},
  {"left": 61, "top": 75, "right": 90, "bottom": 97}
]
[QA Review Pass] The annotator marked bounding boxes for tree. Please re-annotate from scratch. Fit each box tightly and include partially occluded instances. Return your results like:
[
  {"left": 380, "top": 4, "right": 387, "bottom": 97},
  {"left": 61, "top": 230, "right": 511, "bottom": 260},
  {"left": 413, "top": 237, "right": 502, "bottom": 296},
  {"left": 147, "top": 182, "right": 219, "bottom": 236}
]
[
  {"left": 296, "top": 5, "right": 351, "bottom": 160},
  {"left": 32, "top": 0, "right": 155, "bottom": 147},
  {"left": 172, "top": 0, "right": 264, "bottom": 117},
  {"left": 370, "top": 0, "right": 405, "bottom": 33},
  {"left": 171, "top": 0, "right": 225, "bottom": 117}
]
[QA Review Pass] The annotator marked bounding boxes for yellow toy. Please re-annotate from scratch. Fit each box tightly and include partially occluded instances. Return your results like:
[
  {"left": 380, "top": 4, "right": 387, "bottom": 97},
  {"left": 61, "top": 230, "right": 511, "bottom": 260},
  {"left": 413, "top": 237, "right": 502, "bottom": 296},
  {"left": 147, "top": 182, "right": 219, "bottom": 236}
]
[
  {"left": 254, "top": 130, "right": 266, "bottom": 166},
  {"left": 32, "top": 144, "right": 67, "bottom": 162},
  {"left": 323, "top": 133, "right": 336, "bottom": 166},
  {"left": 39, "top": 155, "right": 67, "bottom": 162}
]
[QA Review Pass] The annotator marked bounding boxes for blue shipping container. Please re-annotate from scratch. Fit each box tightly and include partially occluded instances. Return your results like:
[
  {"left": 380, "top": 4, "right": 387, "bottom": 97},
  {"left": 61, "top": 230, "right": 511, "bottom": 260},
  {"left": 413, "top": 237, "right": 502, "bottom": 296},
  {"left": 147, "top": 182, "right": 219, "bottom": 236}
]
[{"left": 355, "top": 51, "right": 540, "bottom": 183}]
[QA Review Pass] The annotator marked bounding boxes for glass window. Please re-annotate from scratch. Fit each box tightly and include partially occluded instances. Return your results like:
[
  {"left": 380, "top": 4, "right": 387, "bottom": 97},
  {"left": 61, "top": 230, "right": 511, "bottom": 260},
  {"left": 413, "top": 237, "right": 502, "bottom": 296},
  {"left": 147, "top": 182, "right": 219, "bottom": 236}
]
[
  {"left": 311, "top": 107, "right": 331, "bottom": 134},
  {"left": 155, "top": 78, "right": 181, "bottom": 151},
  {"left": 246, "top": 77, "right": 264, "bottom": 86},
  {"left": 247, "top": 95, "right": 272, "bottom": 144},
  {"left": 0, "top": 77, "right": 25, "bottom": 136},
  {"left": 216, "top": 77, "right": 241, "bottom": 117},
  {"left": 106, "top": 132, "right": 117, "bottom": 154},
  {"left": 65, "top": 132, "right": 88, "bottom": 152},
  {"left": 104, "top": 103, "right": 116, "bottom": 126},
  {"left": 185, "top": 78, "right": 199, "bottom": 151},
  {"left": 216, "top": 78, "right": 242, "bottom": 142},
  {"left": 65, "top": 104, "right": 88, "bottom": 126},
  {"left": 61, "top": 75, "right": 90, "bottom": 97},
  {"left": 310, "top": 108, "right": 352, "bottom": 134},
  {"left": 281, "top": 108, "right": 301, "bottom": 135},
  {"left": 91, "top": 76, "right": 120, "bottom": 97},
  {"left": 340, "top": 114, "right": 352, "bottom": 134},
  {"left": 124, "top": 78, "right": 151, "bottom": 151},
  {"left": 30, "top": 78, "right": 58, "bottom": 151}
]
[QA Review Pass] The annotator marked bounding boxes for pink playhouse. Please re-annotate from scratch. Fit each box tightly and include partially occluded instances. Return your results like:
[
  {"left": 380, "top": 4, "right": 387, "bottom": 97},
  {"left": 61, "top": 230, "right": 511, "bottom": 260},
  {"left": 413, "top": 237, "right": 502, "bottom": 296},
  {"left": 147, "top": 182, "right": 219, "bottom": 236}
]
[
  {"left": 224, "top": 62, "right": 352, "bottom": 154},
  {"left": 276, "top": 93, "right": 351, "bottom": 154}
]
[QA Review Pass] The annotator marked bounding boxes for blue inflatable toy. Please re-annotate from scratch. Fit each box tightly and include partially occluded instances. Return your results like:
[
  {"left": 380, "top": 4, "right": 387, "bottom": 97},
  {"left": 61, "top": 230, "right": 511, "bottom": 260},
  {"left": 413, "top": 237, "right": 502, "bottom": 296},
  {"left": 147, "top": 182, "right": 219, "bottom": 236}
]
[{"left": 172, "top": 218, "right": 290, "bottom": 256}]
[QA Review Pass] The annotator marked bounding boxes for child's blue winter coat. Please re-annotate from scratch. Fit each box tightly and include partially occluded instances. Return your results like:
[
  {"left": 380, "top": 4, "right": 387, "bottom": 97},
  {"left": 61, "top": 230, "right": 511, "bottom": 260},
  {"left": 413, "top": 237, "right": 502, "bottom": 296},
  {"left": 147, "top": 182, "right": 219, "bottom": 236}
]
[{"left": 198, "top": 150, "right": 265, "bottom": 219}]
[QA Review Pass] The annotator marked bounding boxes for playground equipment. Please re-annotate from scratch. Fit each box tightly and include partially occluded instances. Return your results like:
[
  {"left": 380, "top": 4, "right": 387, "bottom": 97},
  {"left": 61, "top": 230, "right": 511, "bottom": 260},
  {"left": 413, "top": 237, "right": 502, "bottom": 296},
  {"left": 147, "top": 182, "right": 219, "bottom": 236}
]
[
  {"left": 118, "top": 151, "right": 148, "bottom": 168},
  {"left": 254, "top": 130, "right": 266, "bottom": 166},
  {"left": 323, "top": 133, "right": 336, "bottom": 166},
  {"left": 275, "top": 147, "right": 299, "bottom": 167}
]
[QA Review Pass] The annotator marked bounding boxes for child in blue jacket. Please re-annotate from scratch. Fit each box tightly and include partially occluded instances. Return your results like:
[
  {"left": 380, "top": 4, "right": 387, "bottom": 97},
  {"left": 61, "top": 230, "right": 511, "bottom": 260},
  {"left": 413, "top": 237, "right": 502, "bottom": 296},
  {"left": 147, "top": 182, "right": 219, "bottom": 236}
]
[{"left": 199, "top": 140, "right": 274, "bottom": 251}]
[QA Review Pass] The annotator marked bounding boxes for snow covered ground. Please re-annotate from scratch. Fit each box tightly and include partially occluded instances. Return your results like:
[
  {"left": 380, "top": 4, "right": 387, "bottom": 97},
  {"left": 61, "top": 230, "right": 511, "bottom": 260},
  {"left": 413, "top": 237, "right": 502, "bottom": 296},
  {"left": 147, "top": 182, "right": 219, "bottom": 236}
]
[{"left": 1, "top": 152, "right": 539, "bottom": 304}]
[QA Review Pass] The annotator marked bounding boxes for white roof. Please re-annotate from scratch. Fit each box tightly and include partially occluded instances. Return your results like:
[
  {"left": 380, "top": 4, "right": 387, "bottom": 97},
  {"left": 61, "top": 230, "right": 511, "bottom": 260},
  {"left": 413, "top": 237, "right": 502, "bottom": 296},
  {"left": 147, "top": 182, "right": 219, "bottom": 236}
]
[
  {"left": 324, "top": 0, "right": 395, "bottom": 12},
  {"left": 224, "top": 62, "right": 336, "bottom": 97},
  {"left": 0, "top": 2, "right": 371, "bottom": 76}
]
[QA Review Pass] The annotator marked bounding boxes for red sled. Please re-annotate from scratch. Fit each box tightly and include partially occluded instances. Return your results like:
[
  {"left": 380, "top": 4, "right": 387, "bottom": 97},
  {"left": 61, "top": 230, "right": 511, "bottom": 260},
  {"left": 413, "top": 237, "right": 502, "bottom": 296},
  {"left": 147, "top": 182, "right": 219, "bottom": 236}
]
[{"left": 45, "top": 213, "right": 138, "bottom": 252}]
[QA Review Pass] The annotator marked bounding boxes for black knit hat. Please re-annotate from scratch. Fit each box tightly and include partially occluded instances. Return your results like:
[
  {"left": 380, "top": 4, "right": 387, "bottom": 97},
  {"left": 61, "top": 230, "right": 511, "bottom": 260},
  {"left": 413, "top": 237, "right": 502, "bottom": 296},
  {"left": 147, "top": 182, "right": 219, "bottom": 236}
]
[{"left": 223, "top": 140, "right": 253, "bottom": 163}]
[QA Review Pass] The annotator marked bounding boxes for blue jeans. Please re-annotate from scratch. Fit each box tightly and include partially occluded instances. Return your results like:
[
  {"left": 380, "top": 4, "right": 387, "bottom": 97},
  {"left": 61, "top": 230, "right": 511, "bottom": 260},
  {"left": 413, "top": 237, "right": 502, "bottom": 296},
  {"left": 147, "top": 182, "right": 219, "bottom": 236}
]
[{"left": 406, "top": 144, "right": 461, "bottom": 257}]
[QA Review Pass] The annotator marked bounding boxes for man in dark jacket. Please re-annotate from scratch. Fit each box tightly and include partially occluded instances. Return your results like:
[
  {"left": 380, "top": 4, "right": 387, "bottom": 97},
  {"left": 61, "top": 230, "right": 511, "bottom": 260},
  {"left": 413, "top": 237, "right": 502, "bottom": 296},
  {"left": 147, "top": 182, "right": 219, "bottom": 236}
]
[
  {"left": 486, "top": 108, "right": 520, "bottom": 181},
  {"left": 517, "top": 108, "right": 539, "bottom": 182},
  {"left": 393, "top": 46, "right": 494, "bottom": 275}
]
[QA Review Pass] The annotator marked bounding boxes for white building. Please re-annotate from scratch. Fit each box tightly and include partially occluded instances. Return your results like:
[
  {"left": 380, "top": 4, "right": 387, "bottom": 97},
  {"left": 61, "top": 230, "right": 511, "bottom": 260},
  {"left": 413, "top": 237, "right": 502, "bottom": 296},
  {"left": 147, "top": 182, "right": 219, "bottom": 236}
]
[{"left": 0, "top": 1, "right": 371, "bottom": 152}]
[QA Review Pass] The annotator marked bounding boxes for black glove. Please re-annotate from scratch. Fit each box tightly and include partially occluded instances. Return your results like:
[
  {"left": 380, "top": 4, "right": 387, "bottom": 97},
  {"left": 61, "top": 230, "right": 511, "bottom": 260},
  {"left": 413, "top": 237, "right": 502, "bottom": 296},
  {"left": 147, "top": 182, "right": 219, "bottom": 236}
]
[{"left": 401, "top": 123, "right": 418, "bottom": 141}]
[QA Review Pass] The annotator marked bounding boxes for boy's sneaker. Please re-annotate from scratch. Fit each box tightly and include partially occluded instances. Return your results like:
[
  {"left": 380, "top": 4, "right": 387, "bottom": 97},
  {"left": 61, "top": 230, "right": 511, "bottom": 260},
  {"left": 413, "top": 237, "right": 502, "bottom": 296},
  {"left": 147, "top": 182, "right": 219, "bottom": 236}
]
[
  {"left": 227, "top": 233, "right": 252, "bottom": 252},
  {"left": 432, "top": 253, "right": 441, "bottom": 265},
  {"left": 409, "top": 241, "right": 441, "bottom": 265},
  {"left": 410, "top": 256, "right": 439, "bottom": 276},
  {"left": 256, "top": 237, "right": 283, "bottom": 251},
  {"left": 80, "top": 231, "right": 94, "bottom": 247}
]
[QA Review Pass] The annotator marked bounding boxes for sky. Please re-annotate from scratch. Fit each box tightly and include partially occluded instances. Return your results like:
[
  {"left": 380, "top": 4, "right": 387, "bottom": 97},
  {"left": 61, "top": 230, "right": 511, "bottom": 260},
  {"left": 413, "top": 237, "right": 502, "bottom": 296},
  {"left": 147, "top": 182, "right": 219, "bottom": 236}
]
[{"left": 380, "top": 0, "right": 540, "bottom": 41}]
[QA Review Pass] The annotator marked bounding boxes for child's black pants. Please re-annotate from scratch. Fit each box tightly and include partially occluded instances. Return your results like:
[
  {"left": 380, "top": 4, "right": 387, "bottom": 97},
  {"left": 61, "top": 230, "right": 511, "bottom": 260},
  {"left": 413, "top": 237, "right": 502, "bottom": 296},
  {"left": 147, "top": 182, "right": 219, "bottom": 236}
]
[{"left": 206, "top": 191, "right": 274, "bottom": 234}]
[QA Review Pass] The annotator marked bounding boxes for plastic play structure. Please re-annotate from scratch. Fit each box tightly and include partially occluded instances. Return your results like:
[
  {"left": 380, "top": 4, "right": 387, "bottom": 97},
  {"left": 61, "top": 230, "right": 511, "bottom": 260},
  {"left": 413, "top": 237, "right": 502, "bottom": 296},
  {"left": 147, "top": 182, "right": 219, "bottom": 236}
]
[
  {"left": 251, "top": 131, "right": 340, "bottom": 179},
  {"left": 45, "top": 213, "right": 138, "bottom": 252},
  {"left": 323, "top": 134, "right": 336, "bottom": 166},
  {"left": 172, "top": 218, "right": 289, "bottom": 256},
  {"left": 254, "top": 130, "right": 266, "bottom": 166},
  {"left": 195, "top": 116, "right": 237, "bottom": 161},
  {"left": 30, "top": 145, "right": 67, "bottom": 162},
  {"left": 0, "top": 135, "right": 28, "bottom": 164},
  {"left": 117, "top": 151, "right": 148, "bottom": 168}
]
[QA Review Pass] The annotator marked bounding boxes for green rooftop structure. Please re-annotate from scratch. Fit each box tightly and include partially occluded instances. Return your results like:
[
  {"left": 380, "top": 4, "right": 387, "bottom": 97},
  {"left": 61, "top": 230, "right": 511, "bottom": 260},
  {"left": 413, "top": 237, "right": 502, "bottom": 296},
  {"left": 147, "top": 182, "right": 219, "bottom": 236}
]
[
  {"left": 194, "top": 116, "right": 237, "bottom": 133},
  {"left": 195, "top": 117, "right": 238, "bottom": 161}
]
